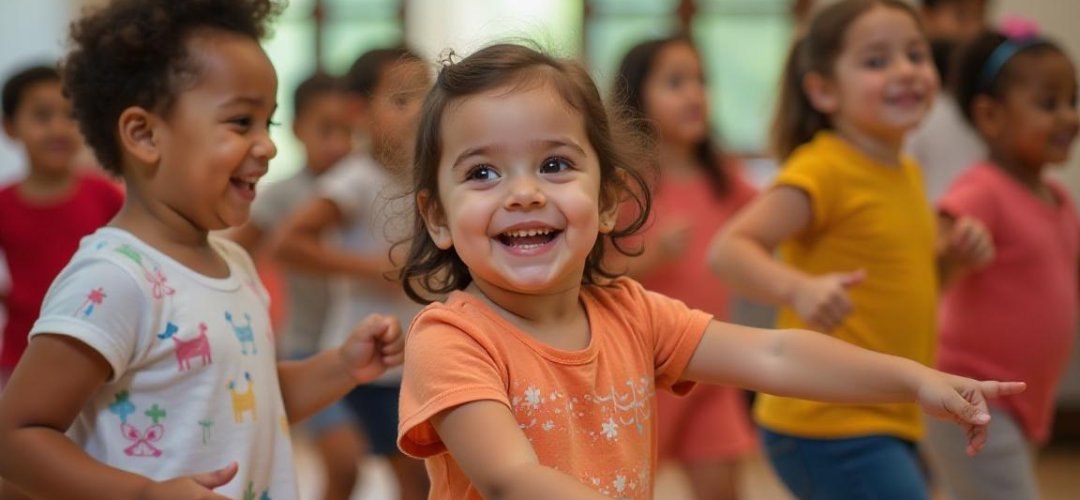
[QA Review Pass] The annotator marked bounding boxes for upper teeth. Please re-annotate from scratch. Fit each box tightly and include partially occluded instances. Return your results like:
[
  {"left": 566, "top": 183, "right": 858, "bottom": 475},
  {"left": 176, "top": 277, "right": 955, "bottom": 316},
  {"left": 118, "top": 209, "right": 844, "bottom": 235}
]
[{"left": 506, "top": 228, "right": 552, "bottom": 238}]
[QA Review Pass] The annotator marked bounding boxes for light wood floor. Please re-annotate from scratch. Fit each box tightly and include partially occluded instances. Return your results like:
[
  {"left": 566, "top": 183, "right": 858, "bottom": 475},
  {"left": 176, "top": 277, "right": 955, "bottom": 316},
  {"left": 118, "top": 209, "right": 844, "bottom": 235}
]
[{"left": 293, "top": 436, "right": 1080, "bottom": 499}]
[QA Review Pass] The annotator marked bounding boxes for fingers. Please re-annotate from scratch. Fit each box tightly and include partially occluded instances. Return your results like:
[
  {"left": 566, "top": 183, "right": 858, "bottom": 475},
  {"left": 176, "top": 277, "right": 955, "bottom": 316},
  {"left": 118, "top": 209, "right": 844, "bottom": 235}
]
[
  {"left": 812, "top": 284, "right": 853, "bottom": 332},
  {"left": 949, "top": 217, "right": 994, "bottom": 265},
  {"left": 839, "top": 269, "right": 866, "bottom": 287},
  {"left": 190, "top": 461, "right": 238, "bottom": 488},
  {"left": 965, "top": 423, "right": 988, "bottom": 457},
  {"left": 375, "top": 316, "right": 403, "bottom": 345},
  {"left": 381, "top": 351, "right": 405, "bottom": 367},
  {"left": 978, "top": 380, "right": 1027, "bottom": 398},
  {"left": 945, "top": 388, "right": 990, "bottom": 426}
]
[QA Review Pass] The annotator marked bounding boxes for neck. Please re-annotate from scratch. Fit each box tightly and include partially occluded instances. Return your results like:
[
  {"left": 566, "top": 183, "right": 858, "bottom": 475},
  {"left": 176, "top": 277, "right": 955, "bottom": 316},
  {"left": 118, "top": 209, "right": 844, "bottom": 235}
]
[
  {"left": 832, "top": 120, "right": 905, "bottom": 167},
  {"left": 18, "top": 167, "right": 75, "bottom": 201},
  {"left": 657, "top": 140, "right": 700, "bottom": 177},
  {"left": 112, "top": 188, "right": 211, "bottom": 251},
  {"left": 989, "top": 149, "right": 1047, "bottom": 194},
  {"left": 467, "top": 278, "right": 584, "bottom": 333}
]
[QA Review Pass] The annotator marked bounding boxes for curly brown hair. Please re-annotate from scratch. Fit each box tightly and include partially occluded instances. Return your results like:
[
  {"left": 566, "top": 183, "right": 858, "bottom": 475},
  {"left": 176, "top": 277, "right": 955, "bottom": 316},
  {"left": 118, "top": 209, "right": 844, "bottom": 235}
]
[
  {"left": 400, "top": 43, "right": 653, "bottom": 304},
  {"left": 61, "top": 0, "right": 282, "bottom": 175}
]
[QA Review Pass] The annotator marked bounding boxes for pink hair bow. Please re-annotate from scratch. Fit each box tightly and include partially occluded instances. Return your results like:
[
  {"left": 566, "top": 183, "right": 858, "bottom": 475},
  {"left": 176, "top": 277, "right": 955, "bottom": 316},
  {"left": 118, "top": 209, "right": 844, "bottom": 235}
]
[{"left": 999, "top": 15, "right": 1039, "bottom": 40}]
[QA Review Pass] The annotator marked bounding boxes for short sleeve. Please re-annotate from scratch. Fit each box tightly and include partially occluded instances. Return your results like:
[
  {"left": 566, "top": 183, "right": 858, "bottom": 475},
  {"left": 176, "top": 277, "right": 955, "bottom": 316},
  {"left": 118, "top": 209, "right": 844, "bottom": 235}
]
[
  {"left": 613, "top": 279, "right": 712, "bottom": 394},
  {"left": 938, "top": 167, "right": 999, "bottom": 232},
  {"left": 317, "top": 159, "right": 376, "bottom": 222},
  {"left": 29, "top": 258, "right": 149, "bottom": 382},
  {"left": 397, "top": 307, "right": 510, "bottom": 458},
  {"left": 772, "top": 155, "right": 834, "bottom": 235}
]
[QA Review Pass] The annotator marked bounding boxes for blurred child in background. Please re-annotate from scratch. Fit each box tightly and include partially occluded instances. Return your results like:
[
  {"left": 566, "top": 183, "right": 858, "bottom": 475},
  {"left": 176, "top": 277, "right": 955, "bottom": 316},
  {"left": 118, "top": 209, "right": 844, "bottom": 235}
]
[
  {"left": 275, "top": 47, "right": 432, "bottom": 500},
  {"left": 711, "top": 1, "right": 993, "bottom": 497},
  {"left": 611, "top": 36, "right": 757, "bottom": 500},
  {"left": 924, "top": 27, "right": 1079, "bottom": 500},
  {"left": 907, "top": 0, "right": 990, "bottom": 200},
  {"left": 0, "top": 64, "right": 123, "bottom": 388}
]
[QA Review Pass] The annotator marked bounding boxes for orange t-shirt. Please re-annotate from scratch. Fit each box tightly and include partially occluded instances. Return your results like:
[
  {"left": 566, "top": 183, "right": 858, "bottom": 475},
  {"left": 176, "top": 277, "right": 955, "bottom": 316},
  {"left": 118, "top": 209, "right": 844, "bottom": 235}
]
[{"left": 398, "top": 278, "right": 712, "bottom": 499}]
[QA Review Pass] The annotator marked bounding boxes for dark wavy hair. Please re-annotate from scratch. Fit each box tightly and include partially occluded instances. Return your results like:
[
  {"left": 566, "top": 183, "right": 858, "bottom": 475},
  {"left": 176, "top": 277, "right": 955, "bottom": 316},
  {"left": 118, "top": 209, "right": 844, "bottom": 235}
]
[
  {"left": 61, "top": 0, "right": 282, "bottom": 175},
  {"left": 612, "top": 35, "right": 731, "bottom": 198},
  {"left": 400, "top": 43, "right": 653, "bottom": 304}
]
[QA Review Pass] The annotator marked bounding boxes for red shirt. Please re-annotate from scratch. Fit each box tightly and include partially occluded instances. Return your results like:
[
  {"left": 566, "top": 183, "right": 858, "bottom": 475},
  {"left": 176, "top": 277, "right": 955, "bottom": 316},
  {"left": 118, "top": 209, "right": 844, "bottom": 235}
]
[
  {"left": 636, "top": 165, "right": 757, "bottom": 317},
  {"left": 938, "top": 163, "right": 1079, "bottom": 443},
  {"left": 0, "top": 173, "right": 123, "bottom": 369}
]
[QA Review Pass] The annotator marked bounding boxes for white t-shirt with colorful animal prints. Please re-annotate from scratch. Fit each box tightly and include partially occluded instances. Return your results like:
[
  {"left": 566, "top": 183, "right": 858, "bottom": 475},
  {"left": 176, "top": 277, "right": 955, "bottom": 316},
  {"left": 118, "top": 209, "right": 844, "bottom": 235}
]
[{"left": 30, "top": 227, "right": 297, "bottom": 499}]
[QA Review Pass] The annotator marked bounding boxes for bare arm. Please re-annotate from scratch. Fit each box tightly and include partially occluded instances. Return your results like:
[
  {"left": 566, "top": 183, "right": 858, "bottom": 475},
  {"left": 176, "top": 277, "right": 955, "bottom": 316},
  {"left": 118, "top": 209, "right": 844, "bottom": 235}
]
[
  {"left": 272, "top": 197, "right": 390, "bottom": 279},
  {"left": 709, "top": 187, "right": 863, "bottom": 331},
  {"left": 708, "top": 186, "right": 815, "bottom": 304},
  {"left": 0, "top": 336, "right": 235, "bottom": 498},
  {"left": 683, "top": 320, "right": 1025, "bottom": 455},
  {"left": 609, "top": 219, "right": 691, "bottom": 280},
  {"left": 277, "top": 315, "right": 403, "bottom": 423},
  {"left": 431, "top": 400, "right": 607, "bottom": 500}
]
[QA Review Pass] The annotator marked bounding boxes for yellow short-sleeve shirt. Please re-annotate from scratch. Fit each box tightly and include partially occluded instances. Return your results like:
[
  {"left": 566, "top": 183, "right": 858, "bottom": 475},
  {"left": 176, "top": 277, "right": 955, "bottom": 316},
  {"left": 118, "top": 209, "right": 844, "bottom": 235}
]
[{"left": 755, "top": 131, "right": 938, "bottom": 441}]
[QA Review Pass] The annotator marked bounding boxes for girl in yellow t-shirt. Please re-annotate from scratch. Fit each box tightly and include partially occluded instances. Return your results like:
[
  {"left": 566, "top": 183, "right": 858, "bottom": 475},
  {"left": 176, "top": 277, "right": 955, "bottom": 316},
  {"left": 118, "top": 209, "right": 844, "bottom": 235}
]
[{"left": 710, "top": 1, "right": 993, "bottom": 499}]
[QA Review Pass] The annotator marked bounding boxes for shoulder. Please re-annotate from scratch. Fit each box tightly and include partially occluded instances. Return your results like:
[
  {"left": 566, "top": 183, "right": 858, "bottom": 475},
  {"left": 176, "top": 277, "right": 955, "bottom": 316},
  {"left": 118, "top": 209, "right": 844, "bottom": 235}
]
[
  {"left": 410, "top": 294, "right": 497, "bottom": 341},
  {"left": 210, "top": 235, "right": 258, "bottom": 273},
  {"left": 46, "top": 230, "right": 156, "bottom": 301}
]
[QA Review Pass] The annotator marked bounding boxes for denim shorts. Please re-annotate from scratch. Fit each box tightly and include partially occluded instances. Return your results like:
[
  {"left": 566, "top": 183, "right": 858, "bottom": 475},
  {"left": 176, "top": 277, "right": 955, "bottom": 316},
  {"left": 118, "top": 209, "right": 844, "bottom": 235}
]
[{"left": 760, "top": 427, "right": 929, "bottom": 500}]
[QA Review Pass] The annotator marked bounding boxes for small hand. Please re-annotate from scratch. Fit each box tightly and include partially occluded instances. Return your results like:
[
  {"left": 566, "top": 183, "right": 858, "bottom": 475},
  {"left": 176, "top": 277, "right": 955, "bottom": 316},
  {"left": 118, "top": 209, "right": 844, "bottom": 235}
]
[
  {"left": 943, "top": 216, "right": 994, "bottom": 269},
  {"left": 138, "top": 462, "right": 237, "bottom": 499},
  {"left": 790, "top": 270, "right": 865, "bottom": 332},
  {"left": 338, "top": 314, "right": 404, "bottom": 384},
  {"left": 917, "top": 374, "right": 1026, "bottom": 456},
  {"left": 657, "top": 219, "right": 693, "bottom": 261}
]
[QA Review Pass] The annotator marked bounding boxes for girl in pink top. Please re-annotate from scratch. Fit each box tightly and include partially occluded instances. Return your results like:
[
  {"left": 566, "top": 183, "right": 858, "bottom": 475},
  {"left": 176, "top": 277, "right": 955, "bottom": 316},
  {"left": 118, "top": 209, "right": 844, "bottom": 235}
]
[
  {"left": 611, "top": 36, "right": 757, "bottom": 500},
  {"left": 394, "top": 42, "right": 1024, "bottom": 500},
  {"left": 924, "top": 26, "right": 1080, "bottom": 500}
]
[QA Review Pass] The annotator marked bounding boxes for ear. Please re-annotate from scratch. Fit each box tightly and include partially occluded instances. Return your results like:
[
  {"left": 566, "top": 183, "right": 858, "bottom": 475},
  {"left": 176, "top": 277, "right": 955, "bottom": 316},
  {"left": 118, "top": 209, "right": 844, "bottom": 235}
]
[
  {"left": 2, "top": 118, "right": 15, "bottom": 140},
  {"left": 970, "top": 94, "right": 1003, "bottom": 140},
  {"left": 803, "top": 72, "right": 839, "bottom": 115},
  {"left": 417, "top": 189, "right": 453, "bottom": 250},
  {"left": 118, "top": 106, "right": 161, "bottom": 167},
  {"left": 598, "top": 177, "right": 622, "bottom": 235}
]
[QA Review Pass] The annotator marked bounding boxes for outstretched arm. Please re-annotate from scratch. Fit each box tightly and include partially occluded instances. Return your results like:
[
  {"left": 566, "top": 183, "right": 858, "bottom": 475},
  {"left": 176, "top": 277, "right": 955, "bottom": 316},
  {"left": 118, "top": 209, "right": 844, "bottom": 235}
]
[
  {"left": 683, "top": 320, "right": 1025, "bottom": 455},
  {"left": 709, "top": 187, "right": 864, "bottom": 331},
  {"left": 278, "top": 314, "right": 403, "bottom": 423},
  {"left": 432, "top": 400, "right": 607, "bottom": 500},
  {"left": 272, "top": 197, "right": 391, "bottom": 279}
]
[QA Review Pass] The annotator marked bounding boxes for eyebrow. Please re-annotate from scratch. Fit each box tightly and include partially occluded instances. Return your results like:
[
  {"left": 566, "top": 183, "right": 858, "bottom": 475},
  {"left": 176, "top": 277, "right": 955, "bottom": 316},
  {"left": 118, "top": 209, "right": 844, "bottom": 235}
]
[
  {"left": 450, "top": 139, "right": 588, "bottom": 170},
  {"left": 222, "top": 95, "right": 272, "bottom": 107}
]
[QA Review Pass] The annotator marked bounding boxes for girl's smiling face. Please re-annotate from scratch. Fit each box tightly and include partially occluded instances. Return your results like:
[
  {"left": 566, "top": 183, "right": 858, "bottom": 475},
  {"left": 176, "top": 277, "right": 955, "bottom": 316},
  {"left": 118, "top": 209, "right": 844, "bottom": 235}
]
[{"left": 421, "top": 81, "right": 617, "bottom": 296}]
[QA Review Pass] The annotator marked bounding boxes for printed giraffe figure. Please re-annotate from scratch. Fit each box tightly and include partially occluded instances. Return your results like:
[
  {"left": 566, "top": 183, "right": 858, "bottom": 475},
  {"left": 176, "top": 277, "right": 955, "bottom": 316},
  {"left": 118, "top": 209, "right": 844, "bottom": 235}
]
[
  {"left": 227, "top": 372, "right": 256, "bottom": 423},
  {"left": 175, "top": 323, "right": 212, "bottom": 370},
  {"left": 225, "top": 311, "right": 256, "bottom": 355}
]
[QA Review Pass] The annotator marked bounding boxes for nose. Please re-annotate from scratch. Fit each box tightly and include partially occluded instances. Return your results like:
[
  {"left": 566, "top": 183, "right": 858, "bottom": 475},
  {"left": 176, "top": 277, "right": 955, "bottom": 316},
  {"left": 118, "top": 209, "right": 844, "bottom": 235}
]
[
  {"left": 253, "top": 129, "right": 278, "bottom": 162},
  {"left": 503, "top": 173, "right": 546, "bottom": 211}
]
